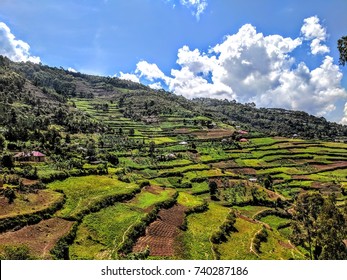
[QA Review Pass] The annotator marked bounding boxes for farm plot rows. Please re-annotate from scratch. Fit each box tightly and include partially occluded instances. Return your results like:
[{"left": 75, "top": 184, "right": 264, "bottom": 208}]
[{"left": 1, "top": 98, "right": 346, "bottom": 260}]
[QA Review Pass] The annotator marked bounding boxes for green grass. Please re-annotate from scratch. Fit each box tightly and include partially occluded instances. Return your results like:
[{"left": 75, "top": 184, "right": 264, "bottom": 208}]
[
  {"left": 47, "top": 175, "right": 139, "bottom": 219},
  {"left": 0, "top": 190, "right": 64, "bottom": 219},
  {"left": 260, "top": 215, "right": 290, "bottom": 229},
  {"left": 232, "top": 206, "right": 270, "bottom": 218},
  {"left": 128, "top": 188, "right": 175, "bottom": 209},
  {"left": 69, "top": 203, "right": 144, "bottom": 260},
  {"left": 259, "top": 230, "right": 305, "bottom": 260},
  {"left": 217, "top": 218, "right": 262, "bottom": 260},
  {"left": 183, "top": 202, "right": 230, "bottom": 259},
  {"left": 177, "top": 192, "right": 204, "bottom": 208},
  {"left": 69, "top": 186, "right": 176, "bottom": 259}
]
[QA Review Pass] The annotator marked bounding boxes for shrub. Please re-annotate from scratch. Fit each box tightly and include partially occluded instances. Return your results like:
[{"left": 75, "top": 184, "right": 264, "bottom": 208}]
[{"left": 0, "top": 245, "right": 34, "bottom": 260}]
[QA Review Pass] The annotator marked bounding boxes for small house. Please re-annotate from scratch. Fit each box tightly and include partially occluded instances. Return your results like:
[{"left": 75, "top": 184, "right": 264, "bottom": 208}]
[
  {"left": 239, "top": 138, "right": 248, "bottom": 143},
  {"left": 179, "top": 141, "right": 188, "bottom": 145},
  {"left": 13, "top": 151, "right": 46, "bottom": 162},
  {"left": 238, "top": 130, "right": 248, "bottom": 135}
]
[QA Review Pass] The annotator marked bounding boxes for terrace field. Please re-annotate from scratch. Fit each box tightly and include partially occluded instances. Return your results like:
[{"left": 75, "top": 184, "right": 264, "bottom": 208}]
[{"left": 1, "top": 96, "right": 346, "bottom": 260}]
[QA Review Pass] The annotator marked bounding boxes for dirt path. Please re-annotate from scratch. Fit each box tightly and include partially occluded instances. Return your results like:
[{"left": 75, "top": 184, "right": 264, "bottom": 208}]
[{"left": 132, "top": 204, "right": 186, "bottom": 257}]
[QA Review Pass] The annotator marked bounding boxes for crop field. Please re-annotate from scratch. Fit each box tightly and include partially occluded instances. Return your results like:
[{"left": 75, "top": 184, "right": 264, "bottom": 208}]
[
  {"left": 47, "top": 175, "right": 139, "bottom": 219},
  {"left": 1, "top": 97, "right": 346, "bottom": 260}
]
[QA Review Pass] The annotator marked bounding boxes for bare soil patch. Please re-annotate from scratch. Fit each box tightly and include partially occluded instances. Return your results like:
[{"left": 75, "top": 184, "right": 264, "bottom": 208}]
[
  {"left": 0, "top": 218, "right": 74, "bottom": 259},
  {"left": 231, "top": 168, "right": 257, "bottom": 175},
  {"left": 311, "top": 161, "right": 347, "bottom": 172},
  {"left": 132, "top": 204, "right": 186, "bottom": 257},
  {"left": 311, "top": 182, "right": 341, "bottom": 194},
  {"left": 211, "top": 160, "right": 238, "bottom": 169},
  {"left": 191, "top": 129, "right": 234, "bottom": 139},
  {"left": 173, "top": 128, "right": 191, "bottom": 134}
]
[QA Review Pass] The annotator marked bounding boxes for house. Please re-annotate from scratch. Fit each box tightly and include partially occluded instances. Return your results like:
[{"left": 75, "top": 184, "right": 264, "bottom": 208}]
[
  {"left": 238, "top": 130, "right": 248, "bottom": 135},
  {"left": 249, "top": 178, "right": 257, "bottom": 182},
  {"left": 239, "top": 138, "right": 248, "bottom": 143},
  {"left": 13, "top": 151, "right": 46, "bottom": 162},
  {"left": 179, "top": 141, "right": 188, "bottom": 145}
]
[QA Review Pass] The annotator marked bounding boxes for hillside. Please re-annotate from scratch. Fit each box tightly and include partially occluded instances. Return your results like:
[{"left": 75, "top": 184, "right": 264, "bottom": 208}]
[
  {"left": 1, "top": 55, "right": 346, "bottom": 144},
  {"left": 0, "top": 56, "right": 346, "bottom": 260}
]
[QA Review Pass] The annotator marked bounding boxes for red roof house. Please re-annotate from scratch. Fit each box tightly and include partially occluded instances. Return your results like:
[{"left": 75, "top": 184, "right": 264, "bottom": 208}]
[
  {"left": 13, "top": 151, "right": 46, "bottom": 162},
  {"left": 238, "top": 130, "right": 248, "bottom": 134}
]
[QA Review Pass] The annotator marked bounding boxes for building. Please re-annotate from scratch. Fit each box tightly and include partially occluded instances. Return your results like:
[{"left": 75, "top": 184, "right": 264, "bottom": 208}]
[
  {"left": 239, "top": 138, "right": 248, "bottom": 142},
  {"left": 13, "top": 151, "right": 46, "bottom": 162}
]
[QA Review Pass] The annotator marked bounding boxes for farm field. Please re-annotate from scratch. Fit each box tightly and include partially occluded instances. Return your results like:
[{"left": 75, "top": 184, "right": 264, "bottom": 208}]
[{"left": 1, "top": 97, "right": 347, "bottom": 260}]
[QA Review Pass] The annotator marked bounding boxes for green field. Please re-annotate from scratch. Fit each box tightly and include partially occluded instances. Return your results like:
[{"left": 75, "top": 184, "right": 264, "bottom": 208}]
[{"left": 47, "top": 175, "right": 139, "bottom": 219}]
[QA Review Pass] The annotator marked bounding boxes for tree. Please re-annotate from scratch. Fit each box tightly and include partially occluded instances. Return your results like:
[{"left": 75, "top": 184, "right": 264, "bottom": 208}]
[
  {"left": 291, "top": 193, "right": 347, "bottom": 260},
  {"left": 1, "top": 154, "right": 14, "bottom": 169},
  {"left": 291, "top": 192, "right": 324, "bottom": 260},
  {"left": 149, "top": 141, "right": 155, "bottom": 157},
  {"left": 316, "top": 195, "right": 347, "bottom": 260},
  {"left": 107, "top": 153, "right": 119, "bottom": 166},
  {"left": 129, "top": 128, "right": 135, "bottom": 136},
  {"left": 338, "top": 36, "right": 347, "bottom": 66},
  {"left": 4, "top": 188, "right": 16, "bottom": 204},
  {"left": 263, "top": 175, "right": 273, "bottom": 191},
  {"left": 0, "top": 134, "right": 6, "bottom": 151},
  {"left": 209, "top": 180, "right": 218, "bottom": 200}
]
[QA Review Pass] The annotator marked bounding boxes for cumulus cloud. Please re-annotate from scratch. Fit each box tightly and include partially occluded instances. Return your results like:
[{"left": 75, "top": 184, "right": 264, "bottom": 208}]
[
  {"left": 180, "top": 0, "right": 208, "bottom": 20},
  {"left": 148, "top": 82, "right": 163, "bottom": 90},
  {"left": 135, "top": 60, "right": 167, "bottom": 81},
  {"left": 118, "top": 72, "right": 140, "bottom": 83},
  {"left": 119, "top": 16, "right": 347, "bottom": 122},
  {"left": 67, "top": 67, "right": 77, "bottom": 73},
  {"left": 301, "top": 16, "right": 330, "bottom": 55},
  {"left": 0, "top": 22, "right": 40, "bottom": 63}
]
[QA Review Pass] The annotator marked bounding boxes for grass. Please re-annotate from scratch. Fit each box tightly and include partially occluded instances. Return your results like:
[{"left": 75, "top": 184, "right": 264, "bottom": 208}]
[
  {"left": 69, "top": 203, "right": 144, "bottom": 260},
  {"left": 183, "top": 202, "right": 230, "bottom": 259},
  {"left": 217, "top": 218, "right": 262, "bottom": 260},
  {"left": 177, "top": 192, "right": 204, "bottom": 208},
  {"left": 69, "top": 186, "right": 176, "bottom": 259},
  {"left": 260, "top": 215, "right": 290, "bottom": 229},
  {"left": 232, "top": 205, "right": 271, "bottom": 218},
  {"left": 47, "top": 175, "right": 139, "bottom": 219},
  {"left": 0, "top": 190, "right": 64, "bottom": 219}
]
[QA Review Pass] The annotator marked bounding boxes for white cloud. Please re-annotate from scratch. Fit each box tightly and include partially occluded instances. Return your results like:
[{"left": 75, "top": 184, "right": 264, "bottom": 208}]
[
  {"left": 341, "top": 103, "right": 347, "bottom": 125},
  {"left": 118, "top": 72, "right": 140, "bottom": 83},
  {"left": 301, "top": 16, "right": 330, "bottom": 55},
  {"left": 148, "top": 82, "right": 163, "bottom": 90},
  {"left": 135, "top": 60, "right": 167, "bottom": 81},
  {"left": 0, "top": 22, "right": 40, "bottom": 63},
  {"left": 119, "top": 16, "right": 347, "bottom": 122},
  {"left": 180, "top": 0, "right": 208, "bottom": 20},
  {"left": 67, "top": 67, "right": 77, "bottom": 73}
]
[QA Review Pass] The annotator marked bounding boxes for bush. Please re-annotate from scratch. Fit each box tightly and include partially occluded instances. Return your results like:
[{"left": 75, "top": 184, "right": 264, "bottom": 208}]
[
  {"left": 253, "top": 227, "right": 268, "bottom": 253},
  {"left": 0, "top": 245, "right": 34, "bottom": 260}
]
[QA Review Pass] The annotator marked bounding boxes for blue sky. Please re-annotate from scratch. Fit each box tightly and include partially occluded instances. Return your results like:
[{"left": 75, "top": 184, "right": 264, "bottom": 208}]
[{"left": 1, "top": 0, "right": 347, "bottom": 123}]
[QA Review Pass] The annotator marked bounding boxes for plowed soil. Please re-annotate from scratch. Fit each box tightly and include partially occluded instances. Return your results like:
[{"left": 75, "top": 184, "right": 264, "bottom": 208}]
[
  {"left": 0, "top": 217, "right": 74, "bottom": 259},
  {"left": 132, "top": 204, "right": 186, "bottom": 257}
]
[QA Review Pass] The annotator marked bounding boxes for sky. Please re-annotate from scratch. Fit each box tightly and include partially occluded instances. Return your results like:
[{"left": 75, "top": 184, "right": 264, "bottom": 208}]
[{"left": 1, "top": 0, "right": 347, "bottom": 124}]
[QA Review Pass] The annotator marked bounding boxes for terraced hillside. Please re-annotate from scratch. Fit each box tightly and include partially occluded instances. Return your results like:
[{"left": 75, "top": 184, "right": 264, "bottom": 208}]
[
  {"left": 2, "top": 94, "right": 346, "bottom": 260},
  {"left": 1, "top": 59, "right": 346, "bottom": 260}
]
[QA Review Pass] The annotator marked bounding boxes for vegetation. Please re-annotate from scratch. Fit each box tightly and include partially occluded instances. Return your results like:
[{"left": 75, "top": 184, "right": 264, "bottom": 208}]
[
  {"left": 338, "top": 36, "right": 347, "bottom": 66},
  {"left": 0, "top": 57, "right": 346, "bottom": 260}
]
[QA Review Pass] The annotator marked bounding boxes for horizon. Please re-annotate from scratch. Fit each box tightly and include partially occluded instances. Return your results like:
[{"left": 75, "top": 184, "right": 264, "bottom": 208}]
[{"left": 1, "top": 0, "right": 347, "bottom": 123}]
